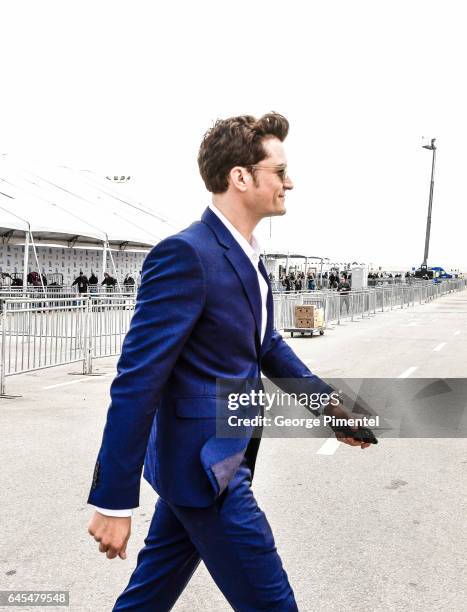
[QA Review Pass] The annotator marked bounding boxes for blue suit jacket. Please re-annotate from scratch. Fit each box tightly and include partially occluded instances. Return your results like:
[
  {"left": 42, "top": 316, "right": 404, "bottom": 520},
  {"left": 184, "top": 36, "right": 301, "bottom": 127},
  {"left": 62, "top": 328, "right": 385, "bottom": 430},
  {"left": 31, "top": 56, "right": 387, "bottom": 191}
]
[{"left": 88, "top": 207, "right": 333, "bottom": 509}]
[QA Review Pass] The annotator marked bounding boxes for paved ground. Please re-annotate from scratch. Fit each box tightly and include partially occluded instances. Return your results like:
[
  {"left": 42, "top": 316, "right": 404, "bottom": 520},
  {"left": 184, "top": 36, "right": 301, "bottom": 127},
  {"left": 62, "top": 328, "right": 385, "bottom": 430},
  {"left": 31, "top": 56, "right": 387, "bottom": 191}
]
[{"left": 1, "top": 290, "right": 466, "bottom": 611}]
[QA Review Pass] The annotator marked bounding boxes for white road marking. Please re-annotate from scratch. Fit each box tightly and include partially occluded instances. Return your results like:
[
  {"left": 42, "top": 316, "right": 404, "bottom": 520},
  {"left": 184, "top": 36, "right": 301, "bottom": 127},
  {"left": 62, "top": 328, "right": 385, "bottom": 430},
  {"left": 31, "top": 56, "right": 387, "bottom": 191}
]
[
  {"left": 316, "top": 437, "right": 341, "bottom": 455},
  {"left": 454, "top": 330, "right": 461, "bottom": 335},
  {"left": 433, "top": 342, "right": 446, "bottom": 352},
  {"left": 43, "top": 378, "right": 92, "bottom": 389},
  {"left": 398, "top": 366, "right": 418, "bottom": 378}
]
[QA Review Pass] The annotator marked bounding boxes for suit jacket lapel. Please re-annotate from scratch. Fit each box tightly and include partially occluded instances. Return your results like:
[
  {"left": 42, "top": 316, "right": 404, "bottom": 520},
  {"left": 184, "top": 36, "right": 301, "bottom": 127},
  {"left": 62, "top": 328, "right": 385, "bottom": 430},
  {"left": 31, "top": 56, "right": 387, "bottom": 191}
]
[
  {"left": 223, "top": 248, "right": 262, "bottom": 346},
  {"left": 258, "top": 259, "right": 274, "bottom": 353},
  {"left": 201, "top": 208, "right": 262, "bottom": 348}
]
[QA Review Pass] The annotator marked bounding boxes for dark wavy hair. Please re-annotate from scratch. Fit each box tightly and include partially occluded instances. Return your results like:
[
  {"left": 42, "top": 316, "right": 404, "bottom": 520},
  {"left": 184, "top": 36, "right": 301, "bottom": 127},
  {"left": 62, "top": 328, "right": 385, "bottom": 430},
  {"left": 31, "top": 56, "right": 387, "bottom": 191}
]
[{"left": 197, "top": 112, "right": 289, "bottom": 193}]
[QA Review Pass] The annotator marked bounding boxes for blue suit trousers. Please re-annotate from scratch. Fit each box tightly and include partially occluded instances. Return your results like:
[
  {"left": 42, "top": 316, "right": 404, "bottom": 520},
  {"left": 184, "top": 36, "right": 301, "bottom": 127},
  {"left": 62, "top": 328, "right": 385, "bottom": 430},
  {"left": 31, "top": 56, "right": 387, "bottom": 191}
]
[{"left": 113, "top": 462, "right": 298, "bottom": 611}]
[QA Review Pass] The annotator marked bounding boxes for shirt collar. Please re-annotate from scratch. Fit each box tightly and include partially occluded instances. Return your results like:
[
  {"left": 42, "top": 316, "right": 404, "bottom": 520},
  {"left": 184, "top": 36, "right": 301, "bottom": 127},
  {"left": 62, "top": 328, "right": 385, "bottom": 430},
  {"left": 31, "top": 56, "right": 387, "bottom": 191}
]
[{"left": 208, "top": 203, "right": 262, "bottom": 262}]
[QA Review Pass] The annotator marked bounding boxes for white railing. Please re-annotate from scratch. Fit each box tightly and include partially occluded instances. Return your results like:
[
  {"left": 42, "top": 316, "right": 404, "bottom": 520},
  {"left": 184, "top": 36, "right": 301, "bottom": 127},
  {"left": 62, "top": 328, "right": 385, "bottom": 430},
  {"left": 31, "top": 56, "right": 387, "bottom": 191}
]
[
  {"left": 0, "top": 285, "right": 138, "bottom": 299},
  {"left": 0, "top": 295, "right": 136, "bottom": 395},
  {"left": 273, "top": 279, "right": 466, "bottom": 329},
  {"left": 0, "top": 279, "right": 465, "bottom": 396}
]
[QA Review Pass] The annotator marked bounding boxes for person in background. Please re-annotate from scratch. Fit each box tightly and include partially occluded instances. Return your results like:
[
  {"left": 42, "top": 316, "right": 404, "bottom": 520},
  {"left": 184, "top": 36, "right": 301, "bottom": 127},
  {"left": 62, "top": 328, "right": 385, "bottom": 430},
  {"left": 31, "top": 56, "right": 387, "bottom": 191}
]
[
  {"left": 338, "top": 275, "right": 351, "bottom": 313},
  {"left": 1, "top": 272, "right": 12, "bottom": 288},
  {"left": 102, "top": 272, "right": 117, "bottom": 292},
  {"left": 89, "top": 272, "right": 99, "bottom": 293},
  {"left": 294, "top": 275, "right": 302, "bottom": 291},
  {"left": 72, "top": 271, "right": 89, "bottom": 294},
  {"left": 123, "top": 273, "right": 135, "bottom": 291},
  {"left": 27, "top": 271, "right": 41, "bottom": 287}
]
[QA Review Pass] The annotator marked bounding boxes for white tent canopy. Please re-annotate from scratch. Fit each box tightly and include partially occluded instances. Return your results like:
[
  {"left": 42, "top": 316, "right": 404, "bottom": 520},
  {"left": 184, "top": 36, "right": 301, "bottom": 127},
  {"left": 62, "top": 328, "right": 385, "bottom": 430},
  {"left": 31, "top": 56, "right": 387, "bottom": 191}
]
[
  {"left": 0, "top": 155, "right": 179, "bottom": 249},
  {"left": 0, "top": 156, "right": 334, "bottom": 288}
]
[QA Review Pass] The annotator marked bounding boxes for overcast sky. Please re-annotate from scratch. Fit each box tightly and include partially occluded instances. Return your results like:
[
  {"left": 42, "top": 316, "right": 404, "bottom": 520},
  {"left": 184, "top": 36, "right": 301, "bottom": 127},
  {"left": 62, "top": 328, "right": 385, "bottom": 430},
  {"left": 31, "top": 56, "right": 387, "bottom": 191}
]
[{"left": 1, "top": 1, "right": 466, "bottom": 270}]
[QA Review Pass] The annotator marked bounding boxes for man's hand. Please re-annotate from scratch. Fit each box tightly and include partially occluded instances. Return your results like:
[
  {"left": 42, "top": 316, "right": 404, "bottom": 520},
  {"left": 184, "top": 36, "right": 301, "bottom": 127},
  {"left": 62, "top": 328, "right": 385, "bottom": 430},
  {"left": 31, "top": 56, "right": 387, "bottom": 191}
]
[
  {"left": 88, "top": 511, "right": 131, "bottom": 560},
  {"left": 324, "top": 402, "right": 373, "bottom": 449},
  {"left": 334, "top": 428, "right": 371, "bottom": 449}
]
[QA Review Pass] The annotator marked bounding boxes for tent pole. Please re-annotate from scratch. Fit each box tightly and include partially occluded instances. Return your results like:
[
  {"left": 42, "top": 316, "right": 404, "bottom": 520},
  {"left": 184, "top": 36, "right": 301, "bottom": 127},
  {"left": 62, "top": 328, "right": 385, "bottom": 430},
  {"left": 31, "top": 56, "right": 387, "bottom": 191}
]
[
  {"left": 29, "top": 232, "right": 47, "bottom": 296},
  {"left": 102, "top": 240, "right": 107, "bottom": 279},
  {"left": 107, "top": 246, "right": 122, "bottom": 292},
  {"left": 23, "top": 230, "right": 30, "bottom": 295}
]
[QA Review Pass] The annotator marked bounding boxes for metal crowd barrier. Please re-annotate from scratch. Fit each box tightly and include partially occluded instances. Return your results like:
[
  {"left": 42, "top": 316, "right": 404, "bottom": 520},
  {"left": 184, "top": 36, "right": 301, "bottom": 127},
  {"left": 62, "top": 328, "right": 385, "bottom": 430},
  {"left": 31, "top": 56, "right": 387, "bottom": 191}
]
[
  {"left": 0, "top": 285, "right": 138, "bottom": 299},
  {"left": 0, "top": 295, "right": 136, "bottom": 396},
  {"left": 88, "top": 296, "right": 136, "bottom": 370},
  {"left": 0, "top": 279, "right": 465, "bottom": 397},
  {"left": 273, "top": 278, "right": 467, "bottom": 330},
  {"left": 0, "top": 297, "right": 88, "bottom": 395}
]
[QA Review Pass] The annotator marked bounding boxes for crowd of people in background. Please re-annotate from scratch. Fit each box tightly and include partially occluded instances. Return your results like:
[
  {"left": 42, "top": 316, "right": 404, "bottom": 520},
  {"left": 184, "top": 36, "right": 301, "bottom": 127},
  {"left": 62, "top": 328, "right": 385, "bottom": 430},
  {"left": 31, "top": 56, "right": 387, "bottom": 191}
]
[
  {"left": 0, "top": 271, "right": 29, "bottom": 287},
  {"left": 269, "top": 270, "right": 353, "bottom": 292},
  {"left": 0, "top": 270, "right": 139, "bottom": 292},
  {"left": 268, "top": 271, "right": 318, "bottom": 292},
  {"left": 368, "top": 271, "right": 408, "bottom": 280},
  {"left": 71, "top": 271, "right": 137, "bottom": 293},
  {"left": 265, "top": 269, "right": 426, "bottom": 296},
  {"left": 0, "top": 266, "right": 454, "bottom": 293}
]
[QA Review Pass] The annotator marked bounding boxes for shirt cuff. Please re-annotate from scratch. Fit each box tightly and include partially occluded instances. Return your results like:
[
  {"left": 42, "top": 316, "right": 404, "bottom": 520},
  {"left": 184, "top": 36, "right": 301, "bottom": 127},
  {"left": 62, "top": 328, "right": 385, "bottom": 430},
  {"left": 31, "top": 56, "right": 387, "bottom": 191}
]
[{"left": 94, "top": 506, "right": 133, "bottom": 517}]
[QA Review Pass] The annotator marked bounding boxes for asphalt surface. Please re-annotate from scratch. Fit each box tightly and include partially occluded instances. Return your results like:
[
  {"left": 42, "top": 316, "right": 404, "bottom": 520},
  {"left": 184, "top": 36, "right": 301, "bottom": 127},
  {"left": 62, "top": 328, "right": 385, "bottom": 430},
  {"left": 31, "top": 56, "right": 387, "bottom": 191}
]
[{"left": 1, "top": 290, "right": 466, "bottom": 611}]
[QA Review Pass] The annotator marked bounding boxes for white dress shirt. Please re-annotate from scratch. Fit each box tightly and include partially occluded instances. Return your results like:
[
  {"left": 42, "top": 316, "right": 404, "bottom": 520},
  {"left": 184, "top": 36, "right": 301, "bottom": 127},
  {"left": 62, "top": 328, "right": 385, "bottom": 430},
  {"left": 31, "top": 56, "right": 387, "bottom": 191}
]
[
  {"left": 95, "top": 204, "right": 269, "bottom": 518},
  {"left": 208, "top": 203, "right": 268, "bottom": 343}
]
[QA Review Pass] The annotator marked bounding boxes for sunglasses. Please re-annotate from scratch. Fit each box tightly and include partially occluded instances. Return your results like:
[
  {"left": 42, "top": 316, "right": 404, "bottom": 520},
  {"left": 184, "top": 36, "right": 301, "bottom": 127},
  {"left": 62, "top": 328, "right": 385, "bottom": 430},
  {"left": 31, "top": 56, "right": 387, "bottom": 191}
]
[{"left": 249, "top": 165, "right": 289, "bottom": 183}]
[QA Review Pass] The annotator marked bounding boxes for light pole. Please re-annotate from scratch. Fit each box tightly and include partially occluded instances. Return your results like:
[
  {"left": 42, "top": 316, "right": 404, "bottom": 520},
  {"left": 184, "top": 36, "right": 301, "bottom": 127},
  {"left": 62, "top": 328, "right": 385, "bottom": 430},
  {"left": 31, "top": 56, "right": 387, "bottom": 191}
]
[{"left": 422, "top": 138, "right": 437, "bottom": 269}]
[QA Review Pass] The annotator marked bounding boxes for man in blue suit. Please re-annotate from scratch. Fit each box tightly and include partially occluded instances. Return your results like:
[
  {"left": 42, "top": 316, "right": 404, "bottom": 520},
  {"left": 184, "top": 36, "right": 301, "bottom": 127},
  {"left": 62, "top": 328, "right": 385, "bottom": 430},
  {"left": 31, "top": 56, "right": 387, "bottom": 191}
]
[{"left": 87, "top": 113, "right": 371, "bottom": 611}]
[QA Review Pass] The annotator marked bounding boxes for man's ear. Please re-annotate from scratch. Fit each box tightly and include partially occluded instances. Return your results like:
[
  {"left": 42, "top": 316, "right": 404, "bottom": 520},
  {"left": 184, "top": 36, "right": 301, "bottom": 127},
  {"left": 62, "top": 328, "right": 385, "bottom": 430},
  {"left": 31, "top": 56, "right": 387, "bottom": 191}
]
[{"left": 229, "top": 166, "right": 249, "bottom": 192}]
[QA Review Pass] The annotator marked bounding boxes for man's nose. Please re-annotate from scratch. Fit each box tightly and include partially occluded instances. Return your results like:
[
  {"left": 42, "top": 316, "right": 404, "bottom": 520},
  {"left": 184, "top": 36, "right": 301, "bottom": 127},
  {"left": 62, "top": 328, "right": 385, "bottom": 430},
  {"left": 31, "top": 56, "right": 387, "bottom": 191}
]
[{"left": 284, "top": 175, "right": 293, "bottom": 190}]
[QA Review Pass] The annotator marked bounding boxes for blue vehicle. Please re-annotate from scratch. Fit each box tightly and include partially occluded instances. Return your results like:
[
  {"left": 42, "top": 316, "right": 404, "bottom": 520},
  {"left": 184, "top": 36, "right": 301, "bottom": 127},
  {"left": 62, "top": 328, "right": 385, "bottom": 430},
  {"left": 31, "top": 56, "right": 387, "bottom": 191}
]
[
  {"left": 430, "top": 266, "right": 453, "bottom": 279},
  {"left": 414, "top": 266, "right": 452, "bottom": 282}
]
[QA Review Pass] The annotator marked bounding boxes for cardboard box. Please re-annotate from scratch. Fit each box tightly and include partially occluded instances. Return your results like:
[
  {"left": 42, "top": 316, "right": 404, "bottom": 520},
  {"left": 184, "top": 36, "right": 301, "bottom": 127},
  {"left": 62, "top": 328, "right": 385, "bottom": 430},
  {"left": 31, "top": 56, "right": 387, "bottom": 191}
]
[
  {"left": 295, "top": 318, "right": 313, "bottom": 329},
  {"left": 294, "top": 305, "right": 315, "bottom": 320}
]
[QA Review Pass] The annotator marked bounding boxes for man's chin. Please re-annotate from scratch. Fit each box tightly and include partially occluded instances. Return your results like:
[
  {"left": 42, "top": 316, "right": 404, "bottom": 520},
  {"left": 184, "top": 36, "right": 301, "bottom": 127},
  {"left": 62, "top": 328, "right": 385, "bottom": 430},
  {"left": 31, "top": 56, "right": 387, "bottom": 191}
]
[
  {"left": 262, "top": 205, "right": 286, "bottom": 220},
  {"left": 272, "top": 202, "right": 287, "bottom": 216}
]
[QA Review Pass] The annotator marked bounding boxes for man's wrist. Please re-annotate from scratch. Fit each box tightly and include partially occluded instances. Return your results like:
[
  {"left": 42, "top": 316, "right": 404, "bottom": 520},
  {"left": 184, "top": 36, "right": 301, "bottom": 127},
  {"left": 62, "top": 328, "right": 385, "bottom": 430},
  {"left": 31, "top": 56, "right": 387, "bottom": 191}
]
[{"left": 94, "top": 506, "right": 134, "bottom": 518}]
